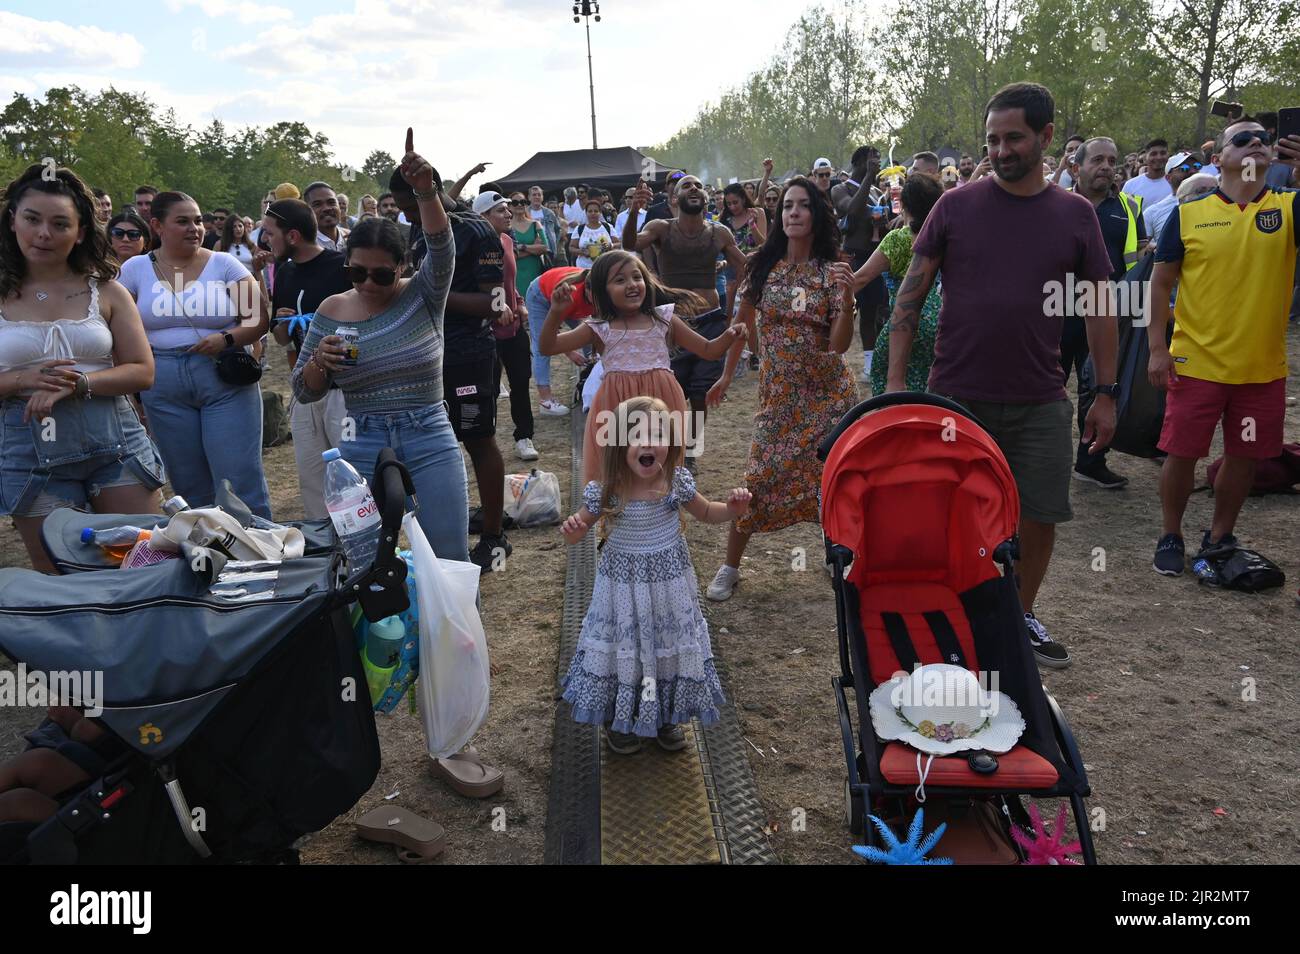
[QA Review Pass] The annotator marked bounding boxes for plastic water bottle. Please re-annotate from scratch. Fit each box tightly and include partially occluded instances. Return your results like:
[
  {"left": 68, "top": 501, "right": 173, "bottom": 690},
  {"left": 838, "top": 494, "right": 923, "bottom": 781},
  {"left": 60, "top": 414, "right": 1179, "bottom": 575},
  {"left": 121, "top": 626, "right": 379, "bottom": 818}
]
[
  {"left": 82, "top": 526, "right": 151, "bottom": 563},
  {"left": 322, "top": 448, "right": 381, "bottom": 571}
]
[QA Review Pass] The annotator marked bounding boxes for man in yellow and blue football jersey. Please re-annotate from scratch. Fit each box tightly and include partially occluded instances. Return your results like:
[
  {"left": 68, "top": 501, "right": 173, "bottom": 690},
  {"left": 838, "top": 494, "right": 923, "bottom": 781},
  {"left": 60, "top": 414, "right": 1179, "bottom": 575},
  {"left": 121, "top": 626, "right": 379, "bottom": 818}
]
[{"left": 1147, "top": 118, "right": 1300, "bottom": 576}]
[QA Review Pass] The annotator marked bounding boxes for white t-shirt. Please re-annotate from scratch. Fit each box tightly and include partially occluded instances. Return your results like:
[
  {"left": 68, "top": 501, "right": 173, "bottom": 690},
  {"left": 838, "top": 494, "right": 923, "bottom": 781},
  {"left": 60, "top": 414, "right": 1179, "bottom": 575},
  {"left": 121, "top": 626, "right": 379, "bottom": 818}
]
[
  {"left": 563, "top": 201, "right": 584, "bottom": 228},
  {"left": 1122, "top": 174, "right": 1173, "bottom": 206},
  {"left": 569, "top": 223, "right": 615, "bottom": 268},
  {"left": 1057, "top": 169, "right": 1074, "bottom": 190},
  {"left": 119, "top": 251, "right": 253, "bottom": 349},
  {"left": 1143, "top": 194, "right": 1179, "bottom": 244},
  {"left": 614, "top": 208, "right": 646, "bottom": 237},
  {"left": 225, "top": 243, "right": 256, "bottom": 265}
]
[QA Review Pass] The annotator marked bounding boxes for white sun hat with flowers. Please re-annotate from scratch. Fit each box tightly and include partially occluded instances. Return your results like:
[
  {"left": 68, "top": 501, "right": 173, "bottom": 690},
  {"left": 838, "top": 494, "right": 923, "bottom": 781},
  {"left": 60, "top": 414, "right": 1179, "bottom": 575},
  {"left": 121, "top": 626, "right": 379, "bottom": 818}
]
[{"left": 869, "top": 664, "right": 1025, "bottom": 756}]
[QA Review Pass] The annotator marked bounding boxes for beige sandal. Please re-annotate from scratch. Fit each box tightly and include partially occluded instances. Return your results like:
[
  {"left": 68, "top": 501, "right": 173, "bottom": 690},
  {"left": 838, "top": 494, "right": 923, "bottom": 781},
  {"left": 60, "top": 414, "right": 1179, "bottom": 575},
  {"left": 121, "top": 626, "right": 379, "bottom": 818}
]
[
  {"left": 355, "top": 805, "right": 447, "bottom": 864},
  {"left": 430, "top": 747, "right": 504, "bottom": 799}
]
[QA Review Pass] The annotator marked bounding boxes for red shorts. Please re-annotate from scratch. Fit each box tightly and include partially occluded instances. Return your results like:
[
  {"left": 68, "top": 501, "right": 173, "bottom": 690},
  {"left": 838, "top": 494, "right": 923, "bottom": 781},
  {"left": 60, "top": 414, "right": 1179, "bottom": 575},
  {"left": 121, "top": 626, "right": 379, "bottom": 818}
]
[{"left": 1158, "top": 376, "right": 1286, "bottom": 460}]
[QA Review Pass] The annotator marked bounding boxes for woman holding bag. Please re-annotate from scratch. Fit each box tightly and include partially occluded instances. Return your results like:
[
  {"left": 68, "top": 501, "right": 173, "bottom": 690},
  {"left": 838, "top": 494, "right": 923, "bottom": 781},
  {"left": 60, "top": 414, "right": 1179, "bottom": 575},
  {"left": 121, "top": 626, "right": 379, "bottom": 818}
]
[
  {"left": 119, "top": 191, "right": 272, "bottom": 517},
  {"left": 293, "top": 129, "right": 504, "bottom": 800}
]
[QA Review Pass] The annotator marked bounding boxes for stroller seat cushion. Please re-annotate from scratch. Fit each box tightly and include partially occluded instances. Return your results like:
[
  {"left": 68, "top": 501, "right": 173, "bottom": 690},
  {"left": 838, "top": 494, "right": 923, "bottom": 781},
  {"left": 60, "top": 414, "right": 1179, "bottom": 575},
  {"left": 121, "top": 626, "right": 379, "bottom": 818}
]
[{"left": 880, "top": 742, "right": 1059, "bottom": 790}]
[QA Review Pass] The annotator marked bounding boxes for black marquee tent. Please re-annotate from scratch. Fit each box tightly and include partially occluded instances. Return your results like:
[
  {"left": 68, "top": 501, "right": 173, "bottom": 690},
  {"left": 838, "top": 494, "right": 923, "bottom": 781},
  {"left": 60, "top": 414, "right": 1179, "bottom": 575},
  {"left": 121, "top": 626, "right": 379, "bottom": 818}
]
[{"left": 495, "top": 147, "right": 675, "bottom": 198}]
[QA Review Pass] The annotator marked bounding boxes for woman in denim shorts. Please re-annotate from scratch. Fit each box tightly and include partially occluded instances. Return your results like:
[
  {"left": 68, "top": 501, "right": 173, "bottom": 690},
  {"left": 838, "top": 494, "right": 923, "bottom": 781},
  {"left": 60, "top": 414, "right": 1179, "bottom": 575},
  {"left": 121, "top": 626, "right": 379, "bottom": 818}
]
[{"left": 0, "top": 164, "right": 164, "bottom": 572}]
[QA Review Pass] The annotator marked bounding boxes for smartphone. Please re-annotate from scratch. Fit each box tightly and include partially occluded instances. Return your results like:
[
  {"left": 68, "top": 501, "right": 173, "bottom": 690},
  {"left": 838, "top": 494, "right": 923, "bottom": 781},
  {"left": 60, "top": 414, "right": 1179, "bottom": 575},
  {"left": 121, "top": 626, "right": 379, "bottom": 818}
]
[
  {"left": 1278, "top": 107, "right": 1300, "bottom": 143},
  {"left": 981, "top": 144, "right": 988, "bottom": 159},
  {"left": 1211, "top": 100, "right": 1244, "bottom": 120}
]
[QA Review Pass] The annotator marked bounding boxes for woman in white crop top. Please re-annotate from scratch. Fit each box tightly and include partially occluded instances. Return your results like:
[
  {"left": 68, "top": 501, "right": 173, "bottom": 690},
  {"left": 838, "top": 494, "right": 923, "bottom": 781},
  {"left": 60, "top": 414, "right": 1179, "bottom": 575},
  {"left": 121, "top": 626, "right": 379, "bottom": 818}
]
[
  {"left": 0, "top": 163, "right": 163, "bottom": 572},
  {"left": 118, "top": 190, "right": 272, "bottom": 518}
]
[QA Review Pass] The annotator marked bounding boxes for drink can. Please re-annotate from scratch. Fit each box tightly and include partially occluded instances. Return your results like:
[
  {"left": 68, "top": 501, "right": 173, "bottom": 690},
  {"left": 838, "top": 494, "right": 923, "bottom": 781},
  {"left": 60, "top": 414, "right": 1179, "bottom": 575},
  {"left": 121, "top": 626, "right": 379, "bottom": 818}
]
[
  {"left": 335, "top": 326, "right": 360, "bottom": 366},
  {"left": 162, "top": 495, "right": 190, "bottom": 516}
]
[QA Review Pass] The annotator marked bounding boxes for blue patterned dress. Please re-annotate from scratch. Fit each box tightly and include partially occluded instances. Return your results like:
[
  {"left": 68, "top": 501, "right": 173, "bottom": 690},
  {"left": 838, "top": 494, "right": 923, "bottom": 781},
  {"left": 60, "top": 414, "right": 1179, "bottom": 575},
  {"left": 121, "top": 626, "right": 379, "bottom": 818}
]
[{"left": 562, "top": 467, "right": 726, "bottom": 735}]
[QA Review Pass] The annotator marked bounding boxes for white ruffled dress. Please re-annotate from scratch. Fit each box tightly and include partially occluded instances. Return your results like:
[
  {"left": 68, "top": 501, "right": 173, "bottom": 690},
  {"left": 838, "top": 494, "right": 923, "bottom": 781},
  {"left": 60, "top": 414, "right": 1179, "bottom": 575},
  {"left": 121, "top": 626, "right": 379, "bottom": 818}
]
[{"left": 562, "top": 466, "right": 726, "bottom": 735}]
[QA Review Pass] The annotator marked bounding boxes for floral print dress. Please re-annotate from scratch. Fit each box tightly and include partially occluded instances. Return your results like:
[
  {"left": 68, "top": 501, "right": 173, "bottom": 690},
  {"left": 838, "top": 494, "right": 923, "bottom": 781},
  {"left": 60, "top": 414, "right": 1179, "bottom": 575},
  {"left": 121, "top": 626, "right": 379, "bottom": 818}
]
[
  {"left": 870, "top": 226, "right": 941, "bottom": 396},
  {"left": 737, "top": 259, "right": 857, "bottom": 535}
]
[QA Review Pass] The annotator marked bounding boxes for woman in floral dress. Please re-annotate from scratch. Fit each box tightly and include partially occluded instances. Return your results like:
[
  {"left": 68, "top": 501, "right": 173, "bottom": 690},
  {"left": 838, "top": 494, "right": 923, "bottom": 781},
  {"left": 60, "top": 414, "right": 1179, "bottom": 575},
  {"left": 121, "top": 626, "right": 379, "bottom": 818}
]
[
  {"left": 846, "top": 172, "right": 945, "bottom": 396},
  {"left": 703, "top": 177, "right": 857, "bottom": 601}
]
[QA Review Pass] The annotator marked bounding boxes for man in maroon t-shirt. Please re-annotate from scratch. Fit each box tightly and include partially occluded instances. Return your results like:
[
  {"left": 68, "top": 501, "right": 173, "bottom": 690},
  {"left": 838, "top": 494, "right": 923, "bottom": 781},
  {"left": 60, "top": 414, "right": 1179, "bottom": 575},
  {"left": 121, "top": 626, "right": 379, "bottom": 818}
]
[{"left": 885, "top": 81, "right": 1118, "bottom": 669}]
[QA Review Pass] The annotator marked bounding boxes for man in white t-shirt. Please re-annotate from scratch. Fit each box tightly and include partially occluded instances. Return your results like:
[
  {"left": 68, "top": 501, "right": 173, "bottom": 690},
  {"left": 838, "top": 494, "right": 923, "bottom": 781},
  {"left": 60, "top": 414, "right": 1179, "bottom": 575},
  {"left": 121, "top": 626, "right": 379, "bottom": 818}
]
[
  {"left": 562, "top": 187, "right": 584, "bottom": 229},
  {"left": 1141, "top": 151, "right": 1205, "bottom": 242},
  {"left": 1122, "top": 138, "right": 1174, "bottom": 205},
  {"left": 569, "top": 198, "right": 618, "bottom": 267},
  {"left": 614, "top": 189, "right": 646, "bottom": 239}
]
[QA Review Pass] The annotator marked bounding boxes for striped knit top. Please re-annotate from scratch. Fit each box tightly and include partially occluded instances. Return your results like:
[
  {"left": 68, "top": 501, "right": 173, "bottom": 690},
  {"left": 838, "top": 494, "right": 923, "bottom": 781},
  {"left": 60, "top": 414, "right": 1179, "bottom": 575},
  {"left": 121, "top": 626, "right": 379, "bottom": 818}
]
[{"left": 292, "top": 226, "right": 454, "bottom": 413}]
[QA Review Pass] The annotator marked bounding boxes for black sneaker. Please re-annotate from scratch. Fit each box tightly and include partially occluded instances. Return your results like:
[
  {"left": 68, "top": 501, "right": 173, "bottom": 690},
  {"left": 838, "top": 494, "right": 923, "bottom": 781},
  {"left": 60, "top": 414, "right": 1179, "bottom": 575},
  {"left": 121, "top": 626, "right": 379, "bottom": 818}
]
[
  {"left": 1153, "top": 533, "right": 1185, "bottom": 576},
  {"left": 1024, "top": 613, "right": 1070, "bottom": 669},
  {"left": 470, "top": 533, "right": 512, "bottom": 573},
  {"left": 1197, "top": 530, "right": 1239, "bottom": 558},
  {"left": 1072, "top": 462, "right": 1128, "bottom": 489},
  {"left": 748, "top": 353, "right": 760, "bottom": 371}
]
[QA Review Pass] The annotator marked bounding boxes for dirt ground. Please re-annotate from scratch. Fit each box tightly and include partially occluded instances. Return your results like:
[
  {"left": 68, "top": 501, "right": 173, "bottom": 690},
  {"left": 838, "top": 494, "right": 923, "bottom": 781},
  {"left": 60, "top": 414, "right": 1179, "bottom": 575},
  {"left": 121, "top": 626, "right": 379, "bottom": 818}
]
[{"left": 2, "top": 328, "right": 1298, "bottom": 865}]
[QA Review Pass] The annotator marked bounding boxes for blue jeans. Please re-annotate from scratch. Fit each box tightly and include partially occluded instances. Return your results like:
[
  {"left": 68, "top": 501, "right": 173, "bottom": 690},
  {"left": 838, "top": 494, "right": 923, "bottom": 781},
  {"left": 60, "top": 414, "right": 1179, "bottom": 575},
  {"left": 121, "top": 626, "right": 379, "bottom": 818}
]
[
  {"left": 341, "top": 402, "right": 469, "bottom": 563},
  {"left": 142, "top": 349, "right": 272, "bottom": 518},
  {"left": 526, "top": 279, "right": 554, "bottom": 388}
]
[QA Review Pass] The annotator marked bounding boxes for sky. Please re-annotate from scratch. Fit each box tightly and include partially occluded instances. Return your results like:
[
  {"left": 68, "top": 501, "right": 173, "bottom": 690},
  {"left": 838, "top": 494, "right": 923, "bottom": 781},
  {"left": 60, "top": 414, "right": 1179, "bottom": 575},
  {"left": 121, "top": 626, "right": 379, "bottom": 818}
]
[{"left": 0, "top": 0, "right": 810, "bottom": 183}]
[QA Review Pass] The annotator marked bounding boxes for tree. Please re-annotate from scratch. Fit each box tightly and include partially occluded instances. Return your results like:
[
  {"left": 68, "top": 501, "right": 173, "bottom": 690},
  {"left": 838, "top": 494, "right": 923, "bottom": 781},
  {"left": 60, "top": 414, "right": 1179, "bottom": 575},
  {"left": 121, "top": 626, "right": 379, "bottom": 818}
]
[{"left": 362, "top": 150, "right": 396, "bottom": 185}]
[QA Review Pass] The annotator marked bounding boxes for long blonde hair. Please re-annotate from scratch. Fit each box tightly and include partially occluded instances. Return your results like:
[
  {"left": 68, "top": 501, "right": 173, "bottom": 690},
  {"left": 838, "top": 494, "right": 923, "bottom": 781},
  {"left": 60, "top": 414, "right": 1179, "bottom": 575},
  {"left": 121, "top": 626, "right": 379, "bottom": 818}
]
[{"left": 593, "top": 396, "right": 687, "bottom": 541}]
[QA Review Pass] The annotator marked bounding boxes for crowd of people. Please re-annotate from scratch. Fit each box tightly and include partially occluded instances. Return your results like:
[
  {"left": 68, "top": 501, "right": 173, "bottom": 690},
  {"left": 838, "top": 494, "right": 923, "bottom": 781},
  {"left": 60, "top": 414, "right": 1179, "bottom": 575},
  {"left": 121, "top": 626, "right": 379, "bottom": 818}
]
[{"left": 1, "top": 84, "right": 1297, "bottom": 776}]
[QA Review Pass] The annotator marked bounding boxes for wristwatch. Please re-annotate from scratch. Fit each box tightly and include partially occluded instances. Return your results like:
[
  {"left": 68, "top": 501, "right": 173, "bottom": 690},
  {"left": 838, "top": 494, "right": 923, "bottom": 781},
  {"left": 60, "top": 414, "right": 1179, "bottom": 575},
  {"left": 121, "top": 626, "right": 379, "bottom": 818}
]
[
  {"left": 223, "top": 332, "right": 236, "bottom": 348},
  {"left": 1093, "top": 383, "right": 1121, "bottom": 398}
]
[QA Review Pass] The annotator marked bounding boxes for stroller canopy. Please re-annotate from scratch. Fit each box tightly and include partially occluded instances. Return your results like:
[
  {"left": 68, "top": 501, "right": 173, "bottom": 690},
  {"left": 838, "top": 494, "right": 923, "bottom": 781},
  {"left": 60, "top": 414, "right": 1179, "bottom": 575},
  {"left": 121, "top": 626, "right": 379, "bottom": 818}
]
[{"left": 821, "top": 403, "right": 1019, "bottom": 594}]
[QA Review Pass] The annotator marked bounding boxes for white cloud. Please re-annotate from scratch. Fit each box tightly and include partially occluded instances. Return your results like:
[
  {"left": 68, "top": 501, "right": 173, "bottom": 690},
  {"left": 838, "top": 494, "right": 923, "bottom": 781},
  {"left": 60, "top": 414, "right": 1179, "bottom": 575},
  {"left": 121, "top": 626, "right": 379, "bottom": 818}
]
[
  {"left": 163, "top": 0, "right": 292, "bottom": 25},
  {"left": 0, "top": 13, "right": 143, "bottom": 70}
]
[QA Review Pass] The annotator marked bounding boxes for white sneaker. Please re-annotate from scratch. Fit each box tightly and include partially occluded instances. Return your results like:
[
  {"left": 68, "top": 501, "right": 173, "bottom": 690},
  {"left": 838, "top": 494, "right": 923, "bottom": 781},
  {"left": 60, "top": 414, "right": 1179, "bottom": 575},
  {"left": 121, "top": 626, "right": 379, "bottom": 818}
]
[
  {"left": 539, "top": 399, "right": 569, "bottom": 416},
  {"left": 516, "top": 438, "right": 539, "bottom": 461},
  {"left": 706, "top": 564, "right": 740, "bottom": 602},
  {"left": 500, "top": 383, "right": 510, "bottom": 398}
]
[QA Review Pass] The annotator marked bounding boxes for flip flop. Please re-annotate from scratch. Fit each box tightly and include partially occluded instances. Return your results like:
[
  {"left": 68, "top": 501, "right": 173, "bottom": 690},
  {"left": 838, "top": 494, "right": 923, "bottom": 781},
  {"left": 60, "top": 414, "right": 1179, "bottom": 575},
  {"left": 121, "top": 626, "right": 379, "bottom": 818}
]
[
  {"left": 355, "top": 806, "right": 446, "bottom": 864},
  {"left": 430, "top": 747, "right": 505, "bottom": 799}
]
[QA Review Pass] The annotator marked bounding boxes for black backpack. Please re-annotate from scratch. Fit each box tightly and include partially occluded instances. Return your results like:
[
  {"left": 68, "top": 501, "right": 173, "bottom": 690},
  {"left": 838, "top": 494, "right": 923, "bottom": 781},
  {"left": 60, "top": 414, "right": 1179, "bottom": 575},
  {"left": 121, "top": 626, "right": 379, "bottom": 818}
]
[{"left": 1195, "top": 547, "right": 1286, "bottom": 592}]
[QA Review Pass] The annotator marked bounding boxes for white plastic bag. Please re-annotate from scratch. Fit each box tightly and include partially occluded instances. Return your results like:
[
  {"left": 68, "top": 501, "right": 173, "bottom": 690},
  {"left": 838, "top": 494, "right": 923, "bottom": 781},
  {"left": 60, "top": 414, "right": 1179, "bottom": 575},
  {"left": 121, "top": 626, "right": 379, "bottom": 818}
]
[
  {"left": 405, "top": 513, "right": 490, "bottom": 759},
  {"left": 504, "top": 469, "right": 562, "bottom": 528}
]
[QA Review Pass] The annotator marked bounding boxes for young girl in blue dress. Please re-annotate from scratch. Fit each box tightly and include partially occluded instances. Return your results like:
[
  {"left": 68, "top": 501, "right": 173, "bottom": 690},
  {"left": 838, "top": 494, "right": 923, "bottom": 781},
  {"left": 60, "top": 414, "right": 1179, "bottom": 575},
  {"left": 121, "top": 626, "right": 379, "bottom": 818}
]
[{"left": 560, "top": 395, "right": 751, "bottom": 753}]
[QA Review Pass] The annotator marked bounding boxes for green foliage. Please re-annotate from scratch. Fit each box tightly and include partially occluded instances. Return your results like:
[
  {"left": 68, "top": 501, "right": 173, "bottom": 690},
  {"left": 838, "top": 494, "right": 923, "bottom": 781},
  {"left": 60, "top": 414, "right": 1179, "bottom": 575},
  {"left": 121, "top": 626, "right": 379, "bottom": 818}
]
[
  {"left": 654, "top": 0, "right": 1300, "bottom": 176},
  {"left": 0, "top": 86, "right": 378, "bottom": 221}
]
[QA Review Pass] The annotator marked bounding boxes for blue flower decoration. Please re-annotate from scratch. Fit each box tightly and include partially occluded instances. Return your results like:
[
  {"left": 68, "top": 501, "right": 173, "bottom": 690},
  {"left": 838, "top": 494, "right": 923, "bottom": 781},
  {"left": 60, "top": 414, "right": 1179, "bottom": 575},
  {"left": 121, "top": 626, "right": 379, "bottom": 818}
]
[
  {"left": 852, "top": 809, "right": 953, "bottom": 865},
  {"left": 285, "top": 312, "right": 314, "bottom": 337}
]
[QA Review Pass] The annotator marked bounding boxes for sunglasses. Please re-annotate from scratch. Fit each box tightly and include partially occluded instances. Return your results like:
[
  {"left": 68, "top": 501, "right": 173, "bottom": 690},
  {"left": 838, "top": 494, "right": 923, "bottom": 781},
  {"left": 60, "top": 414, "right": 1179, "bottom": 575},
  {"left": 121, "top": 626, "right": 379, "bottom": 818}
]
[
  {"left": 110, "top": 227, "right": 144, "bottom": 240},
  {"left": 1177, "top": 161, "right": 1204, "bottom": 173},
  {"left": 1229, "top": 129, "right": 1273, "bottom": 148},
  {"left": 345, "top": 265, "right": 398, "bottom": 286},
  {"left": 509, "top": 199, "right": 527, "bottom": 206}
]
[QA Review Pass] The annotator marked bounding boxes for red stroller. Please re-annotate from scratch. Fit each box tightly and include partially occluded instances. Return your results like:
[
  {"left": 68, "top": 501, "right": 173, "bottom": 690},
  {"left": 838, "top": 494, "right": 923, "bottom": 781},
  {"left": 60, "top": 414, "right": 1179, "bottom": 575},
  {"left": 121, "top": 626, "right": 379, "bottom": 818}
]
[{"left": 819, "top": 394, "right": 1096, "bottom": 864}]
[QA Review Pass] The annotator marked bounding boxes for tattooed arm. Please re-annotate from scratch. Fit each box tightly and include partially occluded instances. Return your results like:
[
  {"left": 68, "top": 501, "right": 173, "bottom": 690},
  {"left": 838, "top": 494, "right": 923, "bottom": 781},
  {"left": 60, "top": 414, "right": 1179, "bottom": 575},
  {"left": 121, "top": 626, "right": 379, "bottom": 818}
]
[{"left": 885, "top": 253, "right": 939, "bottom": 392}]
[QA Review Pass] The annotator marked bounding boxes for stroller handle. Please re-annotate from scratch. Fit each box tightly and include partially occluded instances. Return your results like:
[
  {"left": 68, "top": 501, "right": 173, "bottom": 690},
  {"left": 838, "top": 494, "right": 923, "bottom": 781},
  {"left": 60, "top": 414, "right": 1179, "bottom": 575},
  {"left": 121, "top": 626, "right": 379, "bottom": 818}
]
[
  {"left": 817, "top": 392, "right": 988, "bottom": 462},
  {"left": 369, "top": 448, "right": 415, "bottom": 563}
]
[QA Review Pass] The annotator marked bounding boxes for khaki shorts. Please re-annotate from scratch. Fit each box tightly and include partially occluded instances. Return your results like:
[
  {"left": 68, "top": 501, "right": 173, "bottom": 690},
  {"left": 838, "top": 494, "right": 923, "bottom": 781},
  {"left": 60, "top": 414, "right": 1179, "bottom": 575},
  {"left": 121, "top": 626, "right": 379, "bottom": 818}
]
[{"left": 942, "top": 396, "right": 1074, "bottom": 524}]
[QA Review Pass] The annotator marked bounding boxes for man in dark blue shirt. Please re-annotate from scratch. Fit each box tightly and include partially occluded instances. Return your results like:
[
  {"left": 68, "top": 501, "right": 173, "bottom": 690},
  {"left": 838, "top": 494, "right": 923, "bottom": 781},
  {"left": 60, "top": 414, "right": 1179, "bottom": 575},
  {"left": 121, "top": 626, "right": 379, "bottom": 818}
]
[{"left": 1063, "top": 136, "right": 1147, "bottom": 490}]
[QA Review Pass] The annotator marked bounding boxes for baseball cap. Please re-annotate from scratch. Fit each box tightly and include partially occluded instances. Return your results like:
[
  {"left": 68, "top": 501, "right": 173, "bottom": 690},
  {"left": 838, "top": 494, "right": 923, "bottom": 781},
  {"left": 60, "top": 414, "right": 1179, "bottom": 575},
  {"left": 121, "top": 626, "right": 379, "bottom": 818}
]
[
  {"left": 274, "top": 182, "right": 301, "bottom": 200},
  {"left": 1164, "top": 152, "right": 1192, "bottom": 174},
  {"left": 472, "top": 191, "right": 509, "bottom": 215},
  {"left": 812, "top": 157, "right": 834, "bottom": 172}
]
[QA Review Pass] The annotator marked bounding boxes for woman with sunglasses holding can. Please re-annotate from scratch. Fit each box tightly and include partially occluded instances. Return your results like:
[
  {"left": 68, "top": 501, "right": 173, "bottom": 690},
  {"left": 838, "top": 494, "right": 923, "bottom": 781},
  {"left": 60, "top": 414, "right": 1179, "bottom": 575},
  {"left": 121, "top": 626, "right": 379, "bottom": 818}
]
[{"left": 292, "top": 129, "right": 469, "bottom": 562}]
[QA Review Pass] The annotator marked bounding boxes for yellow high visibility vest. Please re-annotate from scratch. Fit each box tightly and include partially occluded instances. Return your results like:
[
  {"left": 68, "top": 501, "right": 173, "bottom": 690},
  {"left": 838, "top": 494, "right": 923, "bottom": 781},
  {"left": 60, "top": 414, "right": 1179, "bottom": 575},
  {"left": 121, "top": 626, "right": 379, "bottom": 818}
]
[{"left": 1117, "top": 192, "right": 1143, "bottom": 271}]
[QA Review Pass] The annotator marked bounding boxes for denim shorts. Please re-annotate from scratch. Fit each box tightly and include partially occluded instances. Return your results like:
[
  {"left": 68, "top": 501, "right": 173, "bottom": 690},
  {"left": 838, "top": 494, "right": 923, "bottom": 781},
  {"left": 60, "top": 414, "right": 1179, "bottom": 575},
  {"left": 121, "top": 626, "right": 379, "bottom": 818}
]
[{"left": 0, "top": 395, "right": 166, "bottom": 518}]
